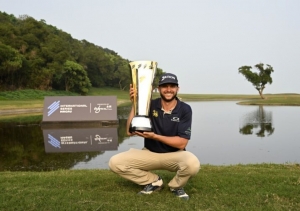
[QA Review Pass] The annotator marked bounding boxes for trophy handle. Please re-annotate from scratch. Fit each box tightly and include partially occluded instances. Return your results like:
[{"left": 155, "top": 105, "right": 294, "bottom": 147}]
[{"left": 131, "top": 67, "right": 138, "bottom": 115}]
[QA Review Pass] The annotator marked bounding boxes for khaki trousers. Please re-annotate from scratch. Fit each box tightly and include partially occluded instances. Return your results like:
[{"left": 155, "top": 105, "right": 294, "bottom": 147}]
[{"left": 109, "top": 148, "right": 200, "bottom": 189}]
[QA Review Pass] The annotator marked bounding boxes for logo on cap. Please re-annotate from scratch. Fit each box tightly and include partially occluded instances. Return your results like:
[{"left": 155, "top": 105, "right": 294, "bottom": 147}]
[
  {"left": 161, "top": 75, "right": 176, "bottom": 81},
  {"left": 159, "top": 73, "right": 178, "bottom": 85}
]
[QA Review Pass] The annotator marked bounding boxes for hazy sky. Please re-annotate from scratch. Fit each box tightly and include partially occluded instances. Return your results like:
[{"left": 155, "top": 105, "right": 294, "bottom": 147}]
[{"left": 1, "top": 0, "right": 300, "bottom": 94}]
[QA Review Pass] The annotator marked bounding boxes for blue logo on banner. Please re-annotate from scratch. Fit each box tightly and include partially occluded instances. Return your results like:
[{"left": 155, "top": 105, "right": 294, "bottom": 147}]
[
  {"left": 48, "top": 134, "right": 61, "bottom": 148},
  {"left": 48, "top": 101, "right": 60, "bottom": 116}
]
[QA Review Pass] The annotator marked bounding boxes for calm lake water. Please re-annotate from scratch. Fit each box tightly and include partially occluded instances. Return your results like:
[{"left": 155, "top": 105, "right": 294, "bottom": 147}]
[
  {"left": 1, "top": 101, "right": 299, "bottom": 171},
  {"left": 72, "top": 101, "right": 300, "bottom": 170}
]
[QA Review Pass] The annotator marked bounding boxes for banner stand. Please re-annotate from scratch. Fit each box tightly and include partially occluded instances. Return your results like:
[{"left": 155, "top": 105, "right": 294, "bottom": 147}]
[
  {"left": 41, "top": 96, "right": 118, "bottom": 125},
  {"left": 41, "top": 96, "right": 119, "bottom": 152}
]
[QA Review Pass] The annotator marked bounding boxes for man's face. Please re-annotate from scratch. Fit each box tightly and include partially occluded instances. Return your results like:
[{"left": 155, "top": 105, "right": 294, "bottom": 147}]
[{"left": 158, "top": 83, "right": 179, "bottom": 102}]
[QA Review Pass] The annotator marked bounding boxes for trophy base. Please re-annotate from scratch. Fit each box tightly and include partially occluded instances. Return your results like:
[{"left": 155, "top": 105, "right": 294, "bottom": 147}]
[{"left": 129, "top": 115, "right": 152, "bottom": 133}]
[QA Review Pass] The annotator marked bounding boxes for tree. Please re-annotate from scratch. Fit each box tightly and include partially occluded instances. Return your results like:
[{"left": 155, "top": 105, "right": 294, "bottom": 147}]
[
  {"left": 238, "top": 63, "right": 274, "bottom": 99},
  {"left": 0, "top": 43, "right": 23, "bottom": 89},
  {"left": 62, "top": 60, "right": 91, "bottom": 95},
  {"left": 110, "top": 58, "right": 131, "bottom": 90},
  {"left": 153, "top": 68, "right": 164, "bottom": 91},
  {"left": 0, "top": 11, "right": 165, "bottom": 92}
]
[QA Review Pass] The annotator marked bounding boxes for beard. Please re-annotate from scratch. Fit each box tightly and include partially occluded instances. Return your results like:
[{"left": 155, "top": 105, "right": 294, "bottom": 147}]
[{"left": 160, "top": 92, "right": 177, "bottom": 102}]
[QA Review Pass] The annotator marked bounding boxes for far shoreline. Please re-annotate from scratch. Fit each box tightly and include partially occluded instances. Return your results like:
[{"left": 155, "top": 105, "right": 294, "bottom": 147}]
[{"left": 1, "top": 91, "right": 299, "bottom": 118}]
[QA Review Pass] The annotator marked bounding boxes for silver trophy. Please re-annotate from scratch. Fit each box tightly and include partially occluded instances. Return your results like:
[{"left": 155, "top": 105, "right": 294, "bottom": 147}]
[{"left": 129, "top": 61, "right": 157, "bottom": 133}]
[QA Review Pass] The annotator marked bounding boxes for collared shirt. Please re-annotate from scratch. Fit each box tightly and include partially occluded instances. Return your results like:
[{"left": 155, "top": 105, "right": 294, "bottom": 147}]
[{"left": 144, "top": 97, "right": 192, "bottom": 153}]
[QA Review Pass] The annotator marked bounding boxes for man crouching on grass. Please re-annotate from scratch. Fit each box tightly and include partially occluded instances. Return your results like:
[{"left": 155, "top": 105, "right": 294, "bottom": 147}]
[{"left": 109, "top": 73, "right": 200, "bottom": 200}]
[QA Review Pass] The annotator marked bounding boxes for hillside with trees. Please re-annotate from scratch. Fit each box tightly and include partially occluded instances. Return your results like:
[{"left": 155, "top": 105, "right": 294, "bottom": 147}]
[{"left": 0, "top": 11, "right": 163, "bottom": 94}]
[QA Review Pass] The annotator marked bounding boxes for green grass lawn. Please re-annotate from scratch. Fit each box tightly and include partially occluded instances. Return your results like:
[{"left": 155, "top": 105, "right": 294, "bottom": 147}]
[{"left": 1, "top": 164, "right": 299, "bottom": 210}]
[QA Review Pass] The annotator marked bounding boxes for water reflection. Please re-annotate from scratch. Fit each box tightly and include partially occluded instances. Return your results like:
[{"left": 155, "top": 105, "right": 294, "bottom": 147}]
[
  {"left": 1, "top": 102, "right": 299, "bottom": 171},
  {"left": 0, "top": 107, "right": 130, "bottom": 171},
  {"left": 42, "top": 127, "right": 118, "bottom": 152},
  {"left": 239, "top": 105, "right": 275, "bottom": 137},
  {"left": 0, "top": 124, "right": 98, "bottom": 171}
]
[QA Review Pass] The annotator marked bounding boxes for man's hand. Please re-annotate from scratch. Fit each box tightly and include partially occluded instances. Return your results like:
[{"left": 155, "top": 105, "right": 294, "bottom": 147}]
[
  {"left": 135, "top": 131, "right": 188, "bottom": 149},
  {"left": 129, "top": 84, "right": 136, "bottom": 102},
  {"left": 134, "top": 131, "right": 156, "bottom": 139}
]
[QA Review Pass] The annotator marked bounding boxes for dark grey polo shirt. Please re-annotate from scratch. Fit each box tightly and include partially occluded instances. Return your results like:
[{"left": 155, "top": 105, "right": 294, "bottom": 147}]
[{"left": 144, "top": 97, "right": 192, "bottom": 153}]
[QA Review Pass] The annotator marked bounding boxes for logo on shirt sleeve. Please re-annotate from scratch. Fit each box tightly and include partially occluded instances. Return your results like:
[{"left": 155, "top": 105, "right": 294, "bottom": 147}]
[
  {"left": 185, "top": 127, "right": 191, "bottom": 135},
  {"left": 152, "top": 110, "right": 158, "bottom": 117}
]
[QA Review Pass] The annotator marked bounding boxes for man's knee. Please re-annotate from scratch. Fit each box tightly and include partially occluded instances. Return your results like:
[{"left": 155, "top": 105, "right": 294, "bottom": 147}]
[
  {"left": 108, "top": 155, "right": 118, "bottom": 172},
  {"left": 185, "top": 153, "right": 200, "bottom": 176},
  {"left": 189, "top": 159, "right": 200, "bottom": 176},
  {"left": 108, "top": 154, "right": 128, "bottom": 174}
]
